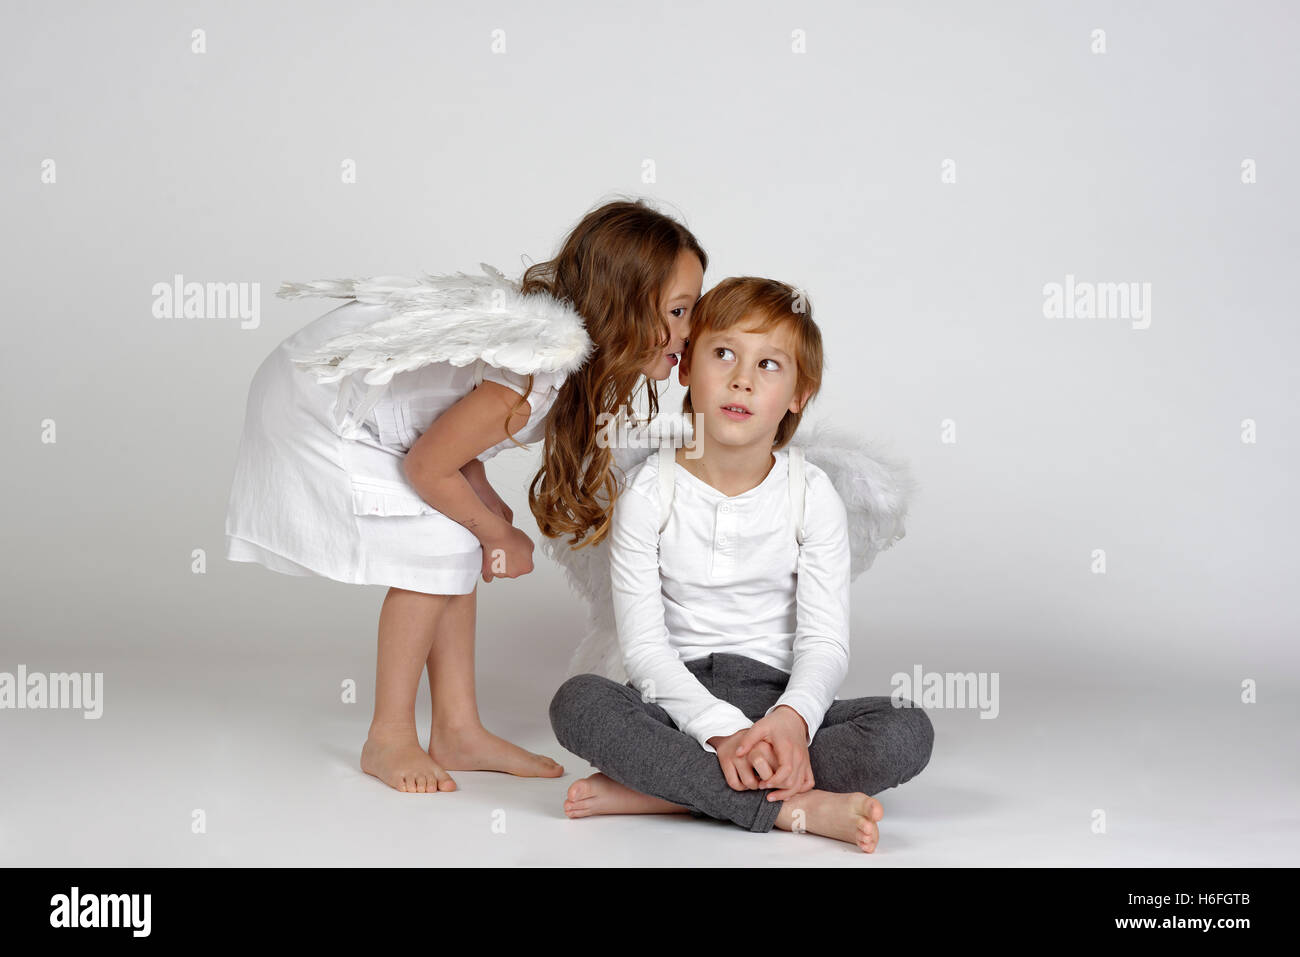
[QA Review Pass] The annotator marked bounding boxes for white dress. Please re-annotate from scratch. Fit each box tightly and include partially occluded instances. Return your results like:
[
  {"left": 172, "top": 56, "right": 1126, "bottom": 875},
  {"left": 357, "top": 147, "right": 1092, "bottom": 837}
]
[{"left": 224, "top": 300, "right": 566, "bottom": 595}]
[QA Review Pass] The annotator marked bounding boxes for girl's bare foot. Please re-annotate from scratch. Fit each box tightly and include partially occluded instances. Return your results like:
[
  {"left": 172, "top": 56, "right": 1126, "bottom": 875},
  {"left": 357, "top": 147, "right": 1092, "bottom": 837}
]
[
  {"left": 563, "top": 772, "right": 692, "bottom": 818},
  {"left": 774, "top": 790, "right": 884, "bottom": 852},
  {"left": 361, "top": 725, "right": 457, "bottom": 793},
  {"left": 429, "top": 723, "right": 565, "bottom": 777}
]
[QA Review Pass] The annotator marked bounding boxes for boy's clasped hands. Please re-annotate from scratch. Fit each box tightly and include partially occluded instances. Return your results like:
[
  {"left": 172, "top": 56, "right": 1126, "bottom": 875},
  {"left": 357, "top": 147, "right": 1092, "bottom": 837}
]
[{"left": 707, "top": 704, "right": 813, "bottom": 802}]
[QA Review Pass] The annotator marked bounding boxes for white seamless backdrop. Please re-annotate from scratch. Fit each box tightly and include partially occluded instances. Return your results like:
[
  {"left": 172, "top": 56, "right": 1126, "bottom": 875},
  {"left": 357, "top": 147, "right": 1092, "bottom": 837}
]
[{"left": 2, "top": 0, "right": 1296, "bottom": 867}]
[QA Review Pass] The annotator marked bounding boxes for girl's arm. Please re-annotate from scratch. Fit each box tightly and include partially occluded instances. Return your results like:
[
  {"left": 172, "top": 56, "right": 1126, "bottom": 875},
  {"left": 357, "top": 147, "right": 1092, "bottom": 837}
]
[
  {"left": 460, "top": 457, "right": 513, "bottom": 525},
  {"left": 402, "top": 380, "right": 529, "bottom": 545},
  {"left": 458, "top": 456, "right": 491, "bottom": 501}
]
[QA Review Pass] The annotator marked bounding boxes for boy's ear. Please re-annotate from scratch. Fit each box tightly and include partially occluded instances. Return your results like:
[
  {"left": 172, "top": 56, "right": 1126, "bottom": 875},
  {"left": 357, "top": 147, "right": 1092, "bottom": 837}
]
[{"left": 789, "top": 387, "right": 813, "bottom": 414}]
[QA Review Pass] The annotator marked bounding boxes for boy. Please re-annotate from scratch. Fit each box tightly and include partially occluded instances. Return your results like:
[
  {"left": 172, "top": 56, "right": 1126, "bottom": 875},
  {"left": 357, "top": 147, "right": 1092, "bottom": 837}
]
[{"left": 549, "top": 277, "right": 933, "bottom": 852}]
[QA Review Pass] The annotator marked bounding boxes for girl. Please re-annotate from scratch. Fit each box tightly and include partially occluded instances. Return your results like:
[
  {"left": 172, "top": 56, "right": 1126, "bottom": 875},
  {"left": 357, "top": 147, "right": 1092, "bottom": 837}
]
[{"left": 225, "top": 198, "right": 706, "bottom": 793}]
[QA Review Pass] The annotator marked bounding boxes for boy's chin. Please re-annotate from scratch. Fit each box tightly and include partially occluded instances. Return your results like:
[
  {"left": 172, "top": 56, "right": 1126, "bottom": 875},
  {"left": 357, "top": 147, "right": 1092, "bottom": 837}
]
[{"left": 697, "top": 419, "right": 776, "bottom": 451}]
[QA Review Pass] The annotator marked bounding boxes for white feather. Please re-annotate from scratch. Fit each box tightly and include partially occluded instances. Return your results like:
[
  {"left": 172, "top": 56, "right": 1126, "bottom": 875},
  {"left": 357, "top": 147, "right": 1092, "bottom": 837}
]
[{"left": 279, "top": 263, "right": 593, "bottom": 385}]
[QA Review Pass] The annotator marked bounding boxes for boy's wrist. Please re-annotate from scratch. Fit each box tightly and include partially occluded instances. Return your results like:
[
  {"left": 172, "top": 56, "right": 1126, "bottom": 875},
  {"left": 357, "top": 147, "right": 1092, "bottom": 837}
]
[
  {"left": 706, "top": 725, "right": 748, "bottom": 749},
  {"left": 772, "top": 704, "right": 808, "bottom": 737}
]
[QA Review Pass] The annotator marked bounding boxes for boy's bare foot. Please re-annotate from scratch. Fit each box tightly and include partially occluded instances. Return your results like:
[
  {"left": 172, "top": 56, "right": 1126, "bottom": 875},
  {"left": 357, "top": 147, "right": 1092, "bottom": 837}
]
[
  {"left": 361, "top": 726, "right": 458, "bottom": 793},
  {"left": 429, "top": 724, "right": 565, "bottom": 777},
  {"left": 562, "top": 772, "right": 692, "bottom": 818},
  {"left": 774, "top": 790, "right": 883, "bottom": 852}
]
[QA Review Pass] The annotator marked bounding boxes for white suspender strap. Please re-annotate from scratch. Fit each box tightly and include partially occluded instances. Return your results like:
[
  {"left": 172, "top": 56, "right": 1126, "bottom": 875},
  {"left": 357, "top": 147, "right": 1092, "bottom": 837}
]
[
  {"left": 472, "top": 357, "right": 486, "bottom": 388},
  {"left": 657, "top": 443, "right": 676, "bottom": 533},
  {"left": 788, "top": 445, "right": 806, "bottom": 545}
]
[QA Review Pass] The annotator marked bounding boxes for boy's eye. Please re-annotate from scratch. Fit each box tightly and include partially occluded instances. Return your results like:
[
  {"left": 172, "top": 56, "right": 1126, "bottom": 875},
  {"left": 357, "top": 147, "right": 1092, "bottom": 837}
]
[
  {"left": 714, "top": 347, "right": 780, "bottom": 371},
  {"left": 670, "top": 307, "right": 687, "bottom": 318}
]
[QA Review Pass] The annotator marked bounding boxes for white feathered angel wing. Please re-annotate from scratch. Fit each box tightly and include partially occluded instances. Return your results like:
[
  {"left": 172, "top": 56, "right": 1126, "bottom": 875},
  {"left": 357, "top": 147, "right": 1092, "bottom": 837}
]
[
  {"left": 279, "top": 263, "right": 593, "bottom": 385},
  {"left": 794, "top": 419, "right": 916, "bottom": 578},
  {"left": 543, "top": 415, "right": 917, "bottom": 683}
]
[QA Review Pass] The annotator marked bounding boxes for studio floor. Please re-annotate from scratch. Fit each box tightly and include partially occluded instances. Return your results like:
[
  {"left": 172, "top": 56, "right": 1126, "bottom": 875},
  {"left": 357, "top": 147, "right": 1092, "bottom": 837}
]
[{"left": 4, "top": 645, "right": 1296, "bottom": 868}]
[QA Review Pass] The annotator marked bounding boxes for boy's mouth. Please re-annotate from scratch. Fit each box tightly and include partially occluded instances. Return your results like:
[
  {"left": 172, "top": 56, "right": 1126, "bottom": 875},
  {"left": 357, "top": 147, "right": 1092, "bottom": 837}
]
[{"left": 720, "top": 403, "right": 752, "bottom": 420}]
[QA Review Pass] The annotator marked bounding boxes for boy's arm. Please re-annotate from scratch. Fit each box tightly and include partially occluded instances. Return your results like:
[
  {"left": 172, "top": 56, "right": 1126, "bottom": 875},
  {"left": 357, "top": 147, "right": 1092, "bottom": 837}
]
[
  {"left": 609, "top": 481, "right": 752, "bottom": 755},
  {"left": 763, "top": 473, "right": 852, "bottom": 747}
]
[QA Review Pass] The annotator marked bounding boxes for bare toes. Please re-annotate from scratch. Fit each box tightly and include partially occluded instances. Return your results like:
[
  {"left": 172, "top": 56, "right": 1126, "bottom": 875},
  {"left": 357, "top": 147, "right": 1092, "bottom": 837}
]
[
  {"left": 567, "top": 781, "right": 594, "bottom": 802},
  {"left": 859, "top": 822, "right": 878, "bottom": 851}
]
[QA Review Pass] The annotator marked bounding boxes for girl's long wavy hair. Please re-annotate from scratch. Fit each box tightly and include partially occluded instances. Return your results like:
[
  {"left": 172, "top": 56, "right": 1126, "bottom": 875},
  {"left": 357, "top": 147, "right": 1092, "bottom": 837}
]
[{"left": 525, "top": 198, "right": 708, "bottom": 549}]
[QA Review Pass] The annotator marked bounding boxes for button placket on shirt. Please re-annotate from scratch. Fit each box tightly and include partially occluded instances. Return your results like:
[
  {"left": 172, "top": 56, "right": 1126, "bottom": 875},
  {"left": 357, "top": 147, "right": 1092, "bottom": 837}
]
[{"left": 712, "top": 500, "right": 736, "bottom": 575}]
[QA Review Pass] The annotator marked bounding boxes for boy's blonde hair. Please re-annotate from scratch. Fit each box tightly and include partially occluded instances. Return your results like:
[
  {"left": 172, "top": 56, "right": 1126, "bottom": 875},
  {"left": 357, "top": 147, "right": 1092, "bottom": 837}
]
[{"left": 682, "top": 277, "right": 823, "bottom": 449}]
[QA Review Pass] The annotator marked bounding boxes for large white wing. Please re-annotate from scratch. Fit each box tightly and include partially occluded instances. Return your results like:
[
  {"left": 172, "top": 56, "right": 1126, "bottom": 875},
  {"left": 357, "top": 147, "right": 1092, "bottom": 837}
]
[
  {"left": 793, "top": 418, "right": 916, "bottom": 578},
  {"left": 280, "top": 263, "right": 592, "bottom": 385}
]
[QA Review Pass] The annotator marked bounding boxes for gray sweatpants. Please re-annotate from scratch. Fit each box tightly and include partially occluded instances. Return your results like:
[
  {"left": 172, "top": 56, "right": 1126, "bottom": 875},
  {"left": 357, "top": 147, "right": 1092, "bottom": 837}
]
[{"left": 549, "top": 651, "right": 935, "bottom": 833}]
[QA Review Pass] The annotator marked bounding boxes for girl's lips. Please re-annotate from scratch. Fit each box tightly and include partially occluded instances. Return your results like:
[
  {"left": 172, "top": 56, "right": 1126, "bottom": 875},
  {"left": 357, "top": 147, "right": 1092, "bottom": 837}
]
[{"left": 665, "top": 354, "right": 678, "bottom": 367}]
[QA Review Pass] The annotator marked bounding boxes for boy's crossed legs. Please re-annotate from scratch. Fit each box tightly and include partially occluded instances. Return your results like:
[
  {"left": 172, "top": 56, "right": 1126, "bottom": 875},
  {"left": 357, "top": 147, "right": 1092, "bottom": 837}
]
[{"left": 549, "top": 651, "right": 934, "bottom": 852}]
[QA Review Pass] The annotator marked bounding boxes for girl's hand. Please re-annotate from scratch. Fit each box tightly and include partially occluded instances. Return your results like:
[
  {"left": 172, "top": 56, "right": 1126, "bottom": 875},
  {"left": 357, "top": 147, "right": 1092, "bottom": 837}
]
[{"left": 480, "top": 525, "right": 534, "bottom": 582}]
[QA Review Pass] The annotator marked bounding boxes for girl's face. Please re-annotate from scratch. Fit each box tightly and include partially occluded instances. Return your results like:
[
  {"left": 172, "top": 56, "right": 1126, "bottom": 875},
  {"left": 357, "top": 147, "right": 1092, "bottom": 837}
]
[
  {"left": 642, "top": 249, "right": 704, "bottom": 381},
  {"left": 678, "top": 318, "right": 808, "bottom": 447}
]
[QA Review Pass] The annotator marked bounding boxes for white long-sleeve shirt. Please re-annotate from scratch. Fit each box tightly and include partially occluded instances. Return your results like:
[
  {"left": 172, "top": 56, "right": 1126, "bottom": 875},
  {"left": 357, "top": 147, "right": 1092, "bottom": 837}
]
[{"left": 608, "top": 446, "right": 852, "bottom": 754}]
